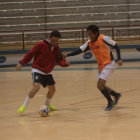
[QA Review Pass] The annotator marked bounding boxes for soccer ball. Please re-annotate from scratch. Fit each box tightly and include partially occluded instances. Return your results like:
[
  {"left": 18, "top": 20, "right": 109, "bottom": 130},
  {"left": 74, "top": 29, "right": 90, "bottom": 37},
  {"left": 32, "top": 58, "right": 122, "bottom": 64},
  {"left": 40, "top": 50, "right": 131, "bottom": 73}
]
[{"left": 39, "top": 105, "right": 49, "bottom": 117}]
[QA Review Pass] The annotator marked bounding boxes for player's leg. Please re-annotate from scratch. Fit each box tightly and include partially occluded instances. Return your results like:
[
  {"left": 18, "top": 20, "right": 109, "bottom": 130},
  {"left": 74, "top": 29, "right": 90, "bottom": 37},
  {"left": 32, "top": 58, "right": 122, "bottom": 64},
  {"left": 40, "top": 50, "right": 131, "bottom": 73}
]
[
  {"left": 105, "top": 86, "right": 121, "bottom": 104},
  {"left": 18, "top": 72, "right": 41, "bottom": 114},
  {"left": 103, "top": 61, "right": 121, "bottom": 104},
  {"left": 42, "top": 74, "right": 57, "bottom": 111},
  {"left": 97, "top": 63, "right": 117, "bottom": 110},
  {"left": 18, "top": 82, "right": 41, "bottom": 113},
  {"left": 46, "top": 85, "right": 57, "bottom": 111},
  {"left": 97, "top": 78, "right": 114, "bottom": 111}
]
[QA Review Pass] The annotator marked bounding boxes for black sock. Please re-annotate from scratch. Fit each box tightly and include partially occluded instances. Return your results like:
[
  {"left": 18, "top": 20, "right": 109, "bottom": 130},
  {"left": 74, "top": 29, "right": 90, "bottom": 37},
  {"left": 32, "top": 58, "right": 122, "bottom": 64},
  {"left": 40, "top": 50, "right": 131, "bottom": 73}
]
[
  {"left": 100, "top": 88, "right": 113, "bottom": 103},
  {"left": 110, "top": 90, "right": 119, "bottom": 97}
]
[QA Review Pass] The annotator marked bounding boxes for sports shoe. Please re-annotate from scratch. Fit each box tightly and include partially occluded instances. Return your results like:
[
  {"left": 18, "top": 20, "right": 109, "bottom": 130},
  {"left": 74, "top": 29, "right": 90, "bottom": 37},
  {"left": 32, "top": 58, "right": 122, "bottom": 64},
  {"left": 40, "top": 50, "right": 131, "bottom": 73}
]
[
  {"left": 105, "top": 101, "right": 115, "bottom": 111},
  {"left": 17, "top": 105, "right": 26, "bottom": 114},
  {"left": 114, "top": 93, "right": 121, "bottom": 105},
  {"left": 48, "top": 104, "right": 57, "bottom": 111}
]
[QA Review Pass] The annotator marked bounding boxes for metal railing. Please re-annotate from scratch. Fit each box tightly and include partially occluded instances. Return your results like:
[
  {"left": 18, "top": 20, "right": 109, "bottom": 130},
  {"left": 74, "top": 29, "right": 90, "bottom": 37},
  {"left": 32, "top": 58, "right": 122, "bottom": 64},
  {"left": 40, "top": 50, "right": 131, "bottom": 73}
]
[{"left": 0, "top": 24, "right": 140, "bottom": 50}]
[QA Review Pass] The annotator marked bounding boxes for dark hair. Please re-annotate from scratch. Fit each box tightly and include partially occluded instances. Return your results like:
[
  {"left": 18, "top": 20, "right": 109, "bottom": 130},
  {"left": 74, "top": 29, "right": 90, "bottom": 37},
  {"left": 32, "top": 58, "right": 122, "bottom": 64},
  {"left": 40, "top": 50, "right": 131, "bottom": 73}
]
[
  {"left": 87, "top": 25, "right": 99, "bottom": 34},
  {"left": 50, "top": 30, "right": 61, "bottom": 38}
]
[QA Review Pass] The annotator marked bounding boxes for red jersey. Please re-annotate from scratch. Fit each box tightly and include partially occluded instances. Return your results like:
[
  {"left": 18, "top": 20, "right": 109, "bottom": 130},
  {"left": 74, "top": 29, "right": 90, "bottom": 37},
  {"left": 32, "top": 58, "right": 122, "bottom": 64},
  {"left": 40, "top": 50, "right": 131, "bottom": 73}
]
[{"left": 19, "top": 40, "right": 67, "bottom": 73}]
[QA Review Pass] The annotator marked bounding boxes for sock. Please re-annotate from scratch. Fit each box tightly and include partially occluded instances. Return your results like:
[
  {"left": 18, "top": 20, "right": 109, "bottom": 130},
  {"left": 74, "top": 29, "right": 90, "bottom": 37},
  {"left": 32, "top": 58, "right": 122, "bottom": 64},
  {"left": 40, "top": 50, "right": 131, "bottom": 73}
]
[
  {"left": 45, "top": 97, "right": 51, "bottom": 106},
  {"left": 100, "top": 88, "right": 113, "bottom": 103},
  {"left": 23, "top": 96, "right": 30, "bottom": 106},
  {"left": 110, "top": 90, "right": 119, "bottom": 97}
]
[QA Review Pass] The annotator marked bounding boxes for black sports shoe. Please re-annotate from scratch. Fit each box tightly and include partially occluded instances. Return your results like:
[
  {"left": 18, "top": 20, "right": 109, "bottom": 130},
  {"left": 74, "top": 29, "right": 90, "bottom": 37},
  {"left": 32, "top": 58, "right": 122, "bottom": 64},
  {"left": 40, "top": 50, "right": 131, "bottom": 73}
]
[
  {"left": 105, "top": 101, "right": 115, "bottom": 111},
  {"left": 114, "top": 93, "right": 121, "bottom": 105}
]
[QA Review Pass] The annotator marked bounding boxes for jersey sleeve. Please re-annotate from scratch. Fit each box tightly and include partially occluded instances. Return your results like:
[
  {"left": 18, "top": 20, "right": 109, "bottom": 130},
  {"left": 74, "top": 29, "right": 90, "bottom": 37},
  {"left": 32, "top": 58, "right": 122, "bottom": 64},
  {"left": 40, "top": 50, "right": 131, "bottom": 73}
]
[
  {"left": 19, "top": 42, "right": 41, "bottom": 65},
  {"left": 56, "top": 47, "right": 68, "bottom": 67},
  {"left": 103, "top": 36, "right": 116, "bottom": 47},
  {"left": 103, "top": 36, "right": 121, "bottom": 60},
  {"left": 80, "top": 40, "right": 90, "bottom": 51},
  {"left": 67, "top": 40, "right": 90, "bottom": 57}
]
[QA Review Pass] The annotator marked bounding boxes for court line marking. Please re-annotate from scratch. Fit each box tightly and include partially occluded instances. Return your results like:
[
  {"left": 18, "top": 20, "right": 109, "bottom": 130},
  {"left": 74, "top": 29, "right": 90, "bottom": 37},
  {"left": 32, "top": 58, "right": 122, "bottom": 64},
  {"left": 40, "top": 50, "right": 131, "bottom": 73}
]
[{"left": 70, "top": 89, "right": 138, "bottom": 105}]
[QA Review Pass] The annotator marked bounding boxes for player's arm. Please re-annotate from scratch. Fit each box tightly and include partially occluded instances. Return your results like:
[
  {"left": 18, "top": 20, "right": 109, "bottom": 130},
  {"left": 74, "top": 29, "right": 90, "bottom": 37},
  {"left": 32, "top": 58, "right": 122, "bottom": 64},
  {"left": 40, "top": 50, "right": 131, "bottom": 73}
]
[
  {"left": 16, "top": 43, "right": 41, "bottom": 71},
  {"left": 113, "top": 44, "right": 123, "bottom": 65},
  {"left": 57, "top": 59, "right": 70, "bottom": 67},
  {"left": 56, "top": 48, "right": 70, "bottom": 67},
  {"left": 66, "top": 40, "right": 90, "bottom": 57},
  {"left": 103, "top": 36, "right": 123, "bottom": 66}
]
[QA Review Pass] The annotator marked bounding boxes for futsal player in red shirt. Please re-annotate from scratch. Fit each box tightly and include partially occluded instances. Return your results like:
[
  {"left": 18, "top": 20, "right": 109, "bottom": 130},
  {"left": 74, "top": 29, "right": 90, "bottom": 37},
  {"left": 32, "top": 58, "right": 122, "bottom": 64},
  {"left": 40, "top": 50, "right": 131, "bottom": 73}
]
[{"left": 16, "top": 30, "right": 70, "bottom": 114}]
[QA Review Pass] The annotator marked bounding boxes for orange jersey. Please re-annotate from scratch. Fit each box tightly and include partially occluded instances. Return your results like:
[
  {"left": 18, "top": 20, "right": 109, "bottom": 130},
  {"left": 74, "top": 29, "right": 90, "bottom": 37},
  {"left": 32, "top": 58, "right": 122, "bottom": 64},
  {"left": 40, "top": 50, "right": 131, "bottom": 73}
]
[{"left": 89, "top": 35, "right": 113, "bottom": 70}]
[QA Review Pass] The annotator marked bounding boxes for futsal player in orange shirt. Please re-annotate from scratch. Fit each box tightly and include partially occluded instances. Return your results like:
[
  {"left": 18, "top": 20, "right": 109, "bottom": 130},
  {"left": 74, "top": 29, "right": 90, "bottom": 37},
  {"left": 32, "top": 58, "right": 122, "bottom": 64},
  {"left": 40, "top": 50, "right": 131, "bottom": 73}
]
[{"left": 66, "top": 25, "right": 123, "bottom": 111}]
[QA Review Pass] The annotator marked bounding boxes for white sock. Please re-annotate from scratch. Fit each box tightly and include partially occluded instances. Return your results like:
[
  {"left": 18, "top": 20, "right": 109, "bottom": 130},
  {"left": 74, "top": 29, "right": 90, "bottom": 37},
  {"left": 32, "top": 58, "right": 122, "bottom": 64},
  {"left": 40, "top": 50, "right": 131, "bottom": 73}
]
[
  {"left": 45, "top": 98, "right": 51, "bottom": 106},
  {"left": 23, "top": 96, "right": 30, "bottom": 106}
]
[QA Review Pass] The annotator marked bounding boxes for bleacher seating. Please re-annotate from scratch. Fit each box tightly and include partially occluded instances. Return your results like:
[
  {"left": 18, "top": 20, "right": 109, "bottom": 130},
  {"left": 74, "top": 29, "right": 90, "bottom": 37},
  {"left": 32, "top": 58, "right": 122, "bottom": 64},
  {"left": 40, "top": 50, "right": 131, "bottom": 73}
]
[
  {"left": 0, "top": 0, "right": 140, "bottom": 49},
  {"left": 0, "top": 0, "right": 140, "bottom": 31}
]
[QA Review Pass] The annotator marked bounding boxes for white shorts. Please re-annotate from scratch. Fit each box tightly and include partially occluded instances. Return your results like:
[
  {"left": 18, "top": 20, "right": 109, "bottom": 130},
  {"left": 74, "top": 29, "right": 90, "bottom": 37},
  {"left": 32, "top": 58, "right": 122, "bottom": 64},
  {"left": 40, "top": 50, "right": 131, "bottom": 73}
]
[{"left": 97, "top": 60, "right": 116, "bottom": 81}]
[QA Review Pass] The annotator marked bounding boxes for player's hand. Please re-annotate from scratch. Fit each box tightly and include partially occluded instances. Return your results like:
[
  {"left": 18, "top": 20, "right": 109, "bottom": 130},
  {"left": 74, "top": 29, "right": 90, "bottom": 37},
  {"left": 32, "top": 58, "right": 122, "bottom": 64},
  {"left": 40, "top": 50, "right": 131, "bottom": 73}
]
[
  {"left": 63, "top": 54, "right": 68, "bottom": 58},
  {"left": 117, "top": 60, "right": 123, "bottom": 66},
  {"left": 56, "top": 52, "right": 66, "bottom": 61},
  {"left": 16, "top": 63, "right": 22, "bottom": 71},
  {"left": 65, "top": 61, "right": 70, "bottom": 66}
]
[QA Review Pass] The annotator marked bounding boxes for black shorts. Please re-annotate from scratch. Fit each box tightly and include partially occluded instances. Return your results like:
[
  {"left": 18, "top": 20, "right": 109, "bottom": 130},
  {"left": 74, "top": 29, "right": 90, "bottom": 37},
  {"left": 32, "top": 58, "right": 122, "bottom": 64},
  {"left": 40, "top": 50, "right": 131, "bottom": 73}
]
[{"left": 32, "top": 72, "right": 55, "bottom": 88}]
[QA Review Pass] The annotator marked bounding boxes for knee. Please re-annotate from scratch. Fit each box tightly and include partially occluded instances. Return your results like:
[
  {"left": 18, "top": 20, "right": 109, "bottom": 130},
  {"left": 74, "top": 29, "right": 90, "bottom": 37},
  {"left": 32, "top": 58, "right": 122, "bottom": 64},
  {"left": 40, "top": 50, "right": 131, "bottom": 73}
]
[
  {"left": 29, "top": 84, "right": 40, "bottom": 98},
  {"left": 48, "top": 86, "right": 55, "bottom": 93},
  {"left": 29, "top": 93, "right": 34, "bottom": 98},
  {"left": 34, "top": 84, "right": 40, "bottom": 92},
  {"left": 50, "top": 87, "right": 55, "bottom": 93},
  {"left": 97, "top": 83, "right": 105, "bottom": 91}
]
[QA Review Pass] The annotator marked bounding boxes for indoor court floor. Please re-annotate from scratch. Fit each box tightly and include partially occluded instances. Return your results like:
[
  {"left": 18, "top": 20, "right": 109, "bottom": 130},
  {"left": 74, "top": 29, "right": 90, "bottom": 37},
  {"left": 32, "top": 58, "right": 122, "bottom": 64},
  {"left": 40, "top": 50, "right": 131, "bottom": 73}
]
[{"left": 0, "top": 62, "right": 140, "bottom": 140}]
